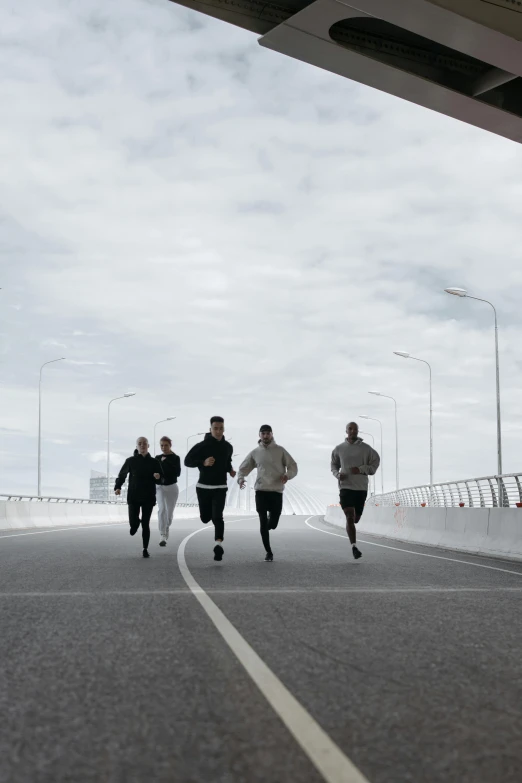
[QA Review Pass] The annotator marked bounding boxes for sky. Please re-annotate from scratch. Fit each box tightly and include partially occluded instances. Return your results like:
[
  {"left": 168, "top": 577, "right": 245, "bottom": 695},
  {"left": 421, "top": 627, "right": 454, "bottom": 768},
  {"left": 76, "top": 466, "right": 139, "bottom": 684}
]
[{"left": 1, "top": 0, "right": 521, "bottom": 506}]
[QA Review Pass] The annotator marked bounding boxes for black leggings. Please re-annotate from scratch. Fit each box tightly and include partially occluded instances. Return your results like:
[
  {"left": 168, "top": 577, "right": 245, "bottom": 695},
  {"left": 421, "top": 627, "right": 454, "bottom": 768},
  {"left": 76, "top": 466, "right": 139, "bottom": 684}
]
[
  {"left": 256, "top": 491, "right": 283, "bottom": 554},
  {"left": 128, "top": 503, "right": 154, "bottom": 549}
]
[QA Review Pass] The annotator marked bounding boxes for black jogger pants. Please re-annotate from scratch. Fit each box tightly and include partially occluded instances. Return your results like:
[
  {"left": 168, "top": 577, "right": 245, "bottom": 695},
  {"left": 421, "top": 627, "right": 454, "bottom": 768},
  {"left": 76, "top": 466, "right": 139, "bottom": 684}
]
[
  {"left": 128, "top": 503, "right": 154, "bottom": 550},
  {"left": 255, "top": 491, "right": 283, "bottom": 554},
  {"left": 196, "top": 487, "right": 227, "bottom": 541}
]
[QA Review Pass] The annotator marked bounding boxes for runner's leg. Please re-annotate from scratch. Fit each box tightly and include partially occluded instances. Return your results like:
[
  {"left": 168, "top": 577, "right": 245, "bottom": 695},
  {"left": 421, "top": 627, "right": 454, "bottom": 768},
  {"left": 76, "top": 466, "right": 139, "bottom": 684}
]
[
  {"left": 196, "top": 487, "right": 213, "bottom": 524},
  {"left": 267, "top": 492, "right": 283, "bottom": 530},
  {"left": 157, "top": 486, "right": 167, "bottom": 538},
  {"left": 211, "top": 488, "right": 227, "bottom": 542},
  {"left": 256, "top": 491, "right": 271, "bottom": 554},
  {"left": 128, "top": 503, "right": 140, "bottom": 535},
  {"left": 141, "top": 503, "right": 154, "bottom": 551},
  {"left": 166, "top": 484, "right": 179, "bottom": 536}
]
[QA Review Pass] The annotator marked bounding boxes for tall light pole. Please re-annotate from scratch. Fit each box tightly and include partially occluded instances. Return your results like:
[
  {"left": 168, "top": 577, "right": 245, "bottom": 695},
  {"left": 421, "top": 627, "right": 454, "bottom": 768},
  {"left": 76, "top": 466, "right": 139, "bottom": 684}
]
[
  {"left": 153, "top": 417, "right": 176, "bottom": 453},
  {"left": 394, "top": 351, "right": 433, "bottom": 491},
  {"left": 38, "top": 358, "right": 66, "bottom": 497},
  {"left": 359, "top": 430, "right": 377, "bottom": 496},
  {"left": 185, "top": 432, "right": 205, "bottom": 504},
  {"left": 369, "top": 390, "right": 399, "bottom": 491},
  {"left": 445, "top": 286, "right": 503, "bottom": 504},
  {"left": 107, "top": 393, "right": 136, "bottom": 500},
  {"left": 359, "top": 415, "right": 384, "bottom": 496}
]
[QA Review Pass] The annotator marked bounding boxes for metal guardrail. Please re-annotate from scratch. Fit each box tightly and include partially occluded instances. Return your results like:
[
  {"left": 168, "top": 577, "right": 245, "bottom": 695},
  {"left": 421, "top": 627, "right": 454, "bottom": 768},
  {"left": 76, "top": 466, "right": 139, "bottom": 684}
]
[
  {"left": 0, "top": 494, "right": 199, "bottom": 507},
  {"left": 370, "top": 473, "right": 522, "bottom": 508}
]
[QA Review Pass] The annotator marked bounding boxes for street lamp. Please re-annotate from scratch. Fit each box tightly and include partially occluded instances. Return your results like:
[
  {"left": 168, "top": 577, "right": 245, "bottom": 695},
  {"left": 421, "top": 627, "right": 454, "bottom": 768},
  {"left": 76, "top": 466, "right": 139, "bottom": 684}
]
[
  {"left": 359, "top": 415, "right": 384, "bottom": 496},
  {"left": 359, "top": 430, "right": 377, "bottom": 497},
  {"left": 394, "top": 351, "right": 433, "bottom": 491},
  {"left": 185, "top": 432, "right": 205, "bottom": 504},
  {"left": 38, "top": 358, "right": 66, "bottom": 497},
  {"left": 369, "top": 390, "right": 399, "bottom": 491},
  {"left": 153, "top": 417, "right": 176, "bottom": 453},
  {"left": 445, "top": 287, "right": 502, "bottom": 498},
  {"left": 107, "top": 393, "right": 136, "bottom": 500}
]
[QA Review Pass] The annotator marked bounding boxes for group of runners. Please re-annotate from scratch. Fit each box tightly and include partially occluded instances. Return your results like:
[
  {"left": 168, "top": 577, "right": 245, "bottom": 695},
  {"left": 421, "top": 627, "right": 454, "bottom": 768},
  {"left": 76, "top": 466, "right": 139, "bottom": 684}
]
[{"left": 114, "top": 416, "right": 380, "bottom": 561}]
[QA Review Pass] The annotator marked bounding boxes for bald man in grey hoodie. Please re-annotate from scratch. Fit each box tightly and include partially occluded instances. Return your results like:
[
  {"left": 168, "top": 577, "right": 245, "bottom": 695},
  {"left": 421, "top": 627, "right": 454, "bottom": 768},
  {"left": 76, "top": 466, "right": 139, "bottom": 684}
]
[{"left": 331, "top": 422, "right": 380, "bottom": 559}]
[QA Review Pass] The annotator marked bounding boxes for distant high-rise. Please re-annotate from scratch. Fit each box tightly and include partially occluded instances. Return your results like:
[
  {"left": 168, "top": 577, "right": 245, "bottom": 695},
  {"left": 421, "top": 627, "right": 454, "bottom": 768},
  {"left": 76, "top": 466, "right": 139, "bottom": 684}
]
[{"left": 89, "top": 470, "right": 127, "bottom": 502}]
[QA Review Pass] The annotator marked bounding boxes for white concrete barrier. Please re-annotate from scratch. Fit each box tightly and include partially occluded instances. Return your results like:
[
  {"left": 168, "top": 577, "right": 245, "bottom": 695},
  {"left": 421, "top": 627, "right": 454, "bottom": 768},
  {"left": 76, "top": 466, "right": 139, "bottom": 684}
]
[{"left": 325, "top": 504, "right": 522, "bottom": 562}]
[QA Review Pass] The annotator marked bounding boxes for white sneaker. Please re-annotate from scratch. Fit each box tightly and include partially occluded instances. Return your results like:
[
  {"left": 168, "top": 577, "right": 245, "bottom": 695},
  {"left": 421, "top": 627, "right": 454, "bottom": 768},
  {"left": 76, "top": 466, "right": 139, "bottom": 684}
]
[{"left": 159, "top": 534, "right": 167, "bottom": 547}]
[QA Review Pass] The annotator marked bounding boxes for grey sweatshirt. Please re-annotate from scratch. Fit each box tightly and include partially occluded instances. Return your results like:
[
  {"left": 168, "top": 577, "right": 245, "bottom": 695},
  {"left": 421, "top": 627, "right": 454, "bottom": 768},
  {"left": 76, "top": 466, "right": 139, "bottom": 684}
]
[
  {"left": 331, "top": 438, "right": 380, "bottom": 491},
  {"left": 238, "top": 441, "right": 298, "bottom": 493}
]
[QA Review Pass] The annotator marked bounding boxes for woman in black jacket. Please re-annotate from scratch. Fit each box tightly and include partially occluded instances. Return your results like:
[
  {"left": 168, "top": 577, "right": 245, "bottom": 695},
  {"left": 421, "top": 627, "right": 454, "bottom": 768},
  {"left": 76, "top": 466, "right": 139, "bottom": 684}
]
[
  {"left": 155, "top": 435, "right": 181, "bottom": 547},
  {"left": 115, "top": 436, "right": 163, "bottom": 558}
]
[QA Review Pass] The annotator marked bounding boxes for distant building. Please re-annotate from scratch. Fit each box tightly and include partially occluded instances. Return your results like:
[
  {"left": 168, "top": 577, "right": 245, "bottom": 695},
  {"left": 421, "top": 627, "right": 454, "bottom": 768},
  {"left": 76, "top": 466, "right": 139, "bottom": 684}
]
[{"left": 90, "top": 470, "right": 127, "bottom": 502}]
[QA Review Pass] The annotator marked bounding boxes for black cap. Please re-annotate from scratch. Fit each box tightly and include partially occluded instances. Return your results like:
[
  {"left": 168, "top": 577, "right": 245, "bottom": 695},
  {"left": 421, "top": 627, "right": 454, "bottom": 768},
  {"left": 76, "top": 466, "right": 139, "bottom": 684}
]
[{"left": 259, "top": 424, "right": 272, "bottom": 433}]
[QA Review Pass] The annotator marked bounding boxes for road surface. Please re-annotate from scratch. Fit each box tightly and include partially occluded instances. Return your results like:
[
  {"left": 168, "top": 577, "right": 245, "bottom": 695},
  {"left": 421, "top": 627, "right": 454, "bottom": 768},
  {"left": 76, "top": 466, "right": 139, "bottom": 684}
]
[{"left": 1, "top": 514, "right": 522, "bottom": 783}]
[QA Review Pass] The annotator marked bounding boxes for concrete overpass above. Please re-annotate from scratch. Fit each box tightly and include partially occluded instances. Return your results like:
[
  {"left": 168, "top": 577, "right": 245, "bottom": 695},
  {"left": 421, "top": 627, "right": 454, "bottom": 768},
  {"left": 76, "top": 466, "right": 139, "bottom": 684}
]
[{"left": 169, "top": 0, "right": 522, "bottom": 143}]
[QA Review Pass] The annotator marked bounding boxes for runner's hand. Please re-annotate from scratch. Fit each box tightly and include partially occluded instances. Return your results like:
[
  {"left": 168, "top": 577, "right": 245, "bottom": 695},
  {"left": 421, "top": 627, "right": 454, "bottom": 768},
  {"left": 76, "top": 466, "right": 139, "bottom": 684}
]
[
  {"left": 203, "top": 457, "right": 215, "bottom": 467},
  {"left": 281, "top": 474, "right": 289, "bottom": 484},
  {"left": 350, "top": 467, "right": 361, "bottom": 475},
  {"left": 229, "top": 469, "right": 237, "bottom": 478},
  {"left": 239, "top": 480, "right": 246, "bottom": 490},
  {"left": 115, "top": 489, "right": 121, "bottom": 496},
  {"left": 339, "top": 472, "right": 346, "bottom": 481},
  {"left": 153, "top": 473, "right": 160, "bottom": 480}
]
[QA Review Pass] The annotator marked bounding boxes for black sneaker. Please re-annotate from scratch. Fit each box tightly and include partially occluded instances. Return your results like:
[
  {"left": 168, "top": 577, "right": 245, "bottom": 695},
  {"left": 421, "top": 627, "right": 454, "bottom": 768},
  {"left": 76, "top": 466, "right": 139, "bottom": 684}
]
[
  {"left": 143, "top": 549, "right": 150, "bottom": 558},
  {"left": 213, "top": 544, "right": 224, "bottom": 562},
  {"left": 352, "top": 546, "right": 362, "bottom": 560},
  {"left": 159, "top": 537, "right": 167, "bottom": 547},
  {"left": 265, "top": 552, "right": 274, "bottom": 562}
]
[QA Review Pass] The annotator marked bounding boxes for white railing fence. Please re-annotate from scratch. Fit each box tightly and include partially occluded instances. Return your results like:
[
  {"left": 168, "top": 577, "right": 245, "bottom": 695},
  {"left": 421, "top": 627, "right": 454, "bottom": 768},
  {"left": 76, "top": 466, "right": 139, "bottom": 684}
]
[
  {"left": 0, "top": 494, "right": 199, "bottom": 508},
  {"left": 370, "top": 473, "right": 522, "bottom": 508}
]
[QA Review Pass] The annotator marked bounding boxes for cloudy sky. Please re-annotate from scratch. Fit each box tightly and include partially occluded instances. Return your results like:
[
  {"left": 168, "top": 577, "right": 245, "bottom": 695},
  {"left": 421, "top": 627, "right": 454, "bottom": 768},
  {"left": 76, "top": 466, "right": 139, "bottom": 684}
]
[{"left": 1, "top": 0, "right": 521, "bottom": 505}]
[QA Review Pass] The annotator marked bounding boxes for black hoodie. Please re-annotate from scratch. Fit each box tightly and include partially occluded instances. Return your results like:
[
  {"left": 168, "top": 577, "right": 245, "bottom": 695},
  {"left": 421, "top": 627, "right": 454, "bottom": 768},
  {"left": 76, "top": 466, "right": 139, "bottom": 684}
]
[
  {"left": 184, "top": 433, "right": 233, "bottom": 488},
  {"left": 154, "top": 452, "right": 181, "bottom": 485},
  {"left": 115, "top": 452, "right": 163, "bottom": 505}
]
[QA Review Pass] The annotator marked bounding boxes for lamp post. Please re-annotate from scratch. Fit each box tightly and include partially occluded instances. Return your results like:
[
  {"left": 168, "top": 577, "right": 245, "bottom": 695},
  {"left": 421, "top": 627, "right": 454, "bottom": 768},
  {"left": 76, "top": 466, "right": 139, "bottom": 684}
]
[
  {"left": 359, "top": 430, "right": 376, "bottom": 497},
  {"left": 107, "top": 393, "right": 136, "bottom": 500},
  {"left": 369, "top": 391, "right": 399, "bottom": 491},
  {"left": 153, "top": 417, "right": 176, "bottom": 453},
  {"left": 38, "top": 358, "right": 66, "bottom": 497},
  {"left": 185, "top": 432, "right": 205, "bottom": 504},
  {"left": 394, "top": 351, "right": 433, "bottom": 491},
  {"left": 359, "top": 415, "right": 384, "bottom": 496},
  {"left": 445, "top": 286, "right": 503, "bottom": 504}
]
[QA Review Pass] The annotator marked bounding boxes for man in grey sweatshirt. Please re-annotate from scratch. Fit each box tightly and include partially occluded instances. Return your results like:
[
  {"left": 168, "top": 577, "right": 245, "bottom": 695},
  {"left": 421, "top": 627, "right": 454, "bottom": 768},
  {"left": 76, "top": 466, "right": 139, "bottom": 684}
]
[
  {"left": 331, "top": 421, "right": 380, "bottom": 560},
  {"left": 238, "top": 425, "right": 298, "bottom": 561}
]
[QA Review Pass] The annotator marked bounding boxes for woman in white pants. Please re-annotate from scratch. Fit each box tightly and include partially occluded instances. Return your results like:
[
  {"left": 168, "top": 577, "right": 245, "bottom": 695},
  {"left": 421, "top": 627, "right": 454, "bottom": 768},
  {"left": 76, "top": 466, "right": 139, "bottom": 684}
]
[{"left": 155, "top": 436, "right": 181, "bottom": 546}]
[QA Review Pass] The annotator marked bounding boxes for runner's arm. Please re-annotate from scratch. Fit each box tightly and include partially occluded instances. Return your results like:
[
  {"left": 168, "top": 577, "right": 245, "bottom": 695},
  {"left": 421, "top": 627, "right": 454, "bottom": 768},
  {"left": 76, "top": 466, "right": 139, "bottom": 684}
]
[
  {"left": 358, "top": 447, "right": 380, "bottom": 475},
  {"left": 331, "top": 449, "right": 341, "bottom": 480},
  {"left": 237, "top": 452, "right": 255, "bottom": 484},
  {"left": 184, "top": 442, "right": 205, "bottom": 468},
  {"left": 282, "top": 449, "right": 298, "bottom": 480},
  {"left": 114, "top": 458, "right": 130, "bottom": 491}
]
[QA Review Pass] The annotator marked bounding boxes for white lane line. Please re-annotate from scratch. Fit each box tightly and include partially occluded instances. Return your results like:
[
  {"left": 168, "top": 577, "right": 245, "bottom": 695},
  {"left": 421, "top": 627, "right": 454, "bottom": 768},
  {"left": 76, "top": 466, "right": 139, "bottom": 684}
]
[
  {"left": 177, "top": 516, "right": 369, "bottom": 783},
  {"left": 305, "top": 518, "right": 522, "bottom": 578},
  {"left": 2, "top": 587, "right": 522, "bottom": 597},
  {"left": 0, "top": 523, "right": 126, "bottom": 539}
]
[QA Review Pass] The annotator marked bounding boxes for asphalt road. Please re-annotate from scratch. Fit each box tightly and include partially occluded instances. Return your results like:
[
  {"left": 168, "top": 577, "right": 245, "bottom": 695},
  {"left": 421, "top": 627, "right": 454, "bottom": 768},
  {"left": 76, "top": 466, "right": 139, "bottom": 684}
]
[{"left": 1, "top": 514, "right": 522, "bottom": 783}]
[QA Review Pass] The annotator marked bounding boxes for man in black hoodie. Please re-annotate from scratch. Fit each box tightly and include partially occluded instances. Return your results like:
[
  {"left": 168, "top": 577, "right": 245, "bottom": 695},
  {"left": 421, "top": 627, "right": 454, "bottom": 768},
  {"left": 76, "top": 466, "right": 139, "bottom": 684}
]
[
  {"left": 184, "top": 416, "right": 236, "bottom": 561},
  {"left": 115, "top": 436, "right": 163, "bottom": 558}
]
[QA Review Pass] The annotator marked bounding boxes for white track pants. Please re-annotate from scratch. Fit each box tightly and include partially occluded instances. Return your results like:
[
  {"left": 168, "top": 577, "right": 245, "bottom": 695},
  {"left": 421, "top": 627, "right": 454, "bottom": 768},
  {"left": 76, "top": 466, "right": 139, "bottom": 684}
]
[{"left": 157, "top": 484, "right": 179, "bottom": 536}]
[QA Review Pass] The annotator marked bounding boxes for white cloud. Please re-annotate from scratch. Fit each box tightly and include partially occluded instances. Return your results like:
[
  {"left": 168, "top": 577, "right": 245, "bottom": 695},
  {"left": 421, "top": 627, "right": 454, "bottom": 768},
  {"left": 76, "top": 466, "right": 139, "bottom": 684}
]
[{"left": 1, "top": 0, "right": 521, "bottom": 503}]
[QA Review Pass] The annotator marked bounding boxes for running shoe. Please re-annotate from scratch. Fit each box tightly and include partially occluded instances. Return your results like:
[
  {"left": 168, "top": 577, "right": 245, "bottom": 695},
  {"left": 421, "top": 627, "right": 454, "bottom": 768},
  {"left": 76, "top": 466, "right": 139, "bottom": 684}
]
[
  {"left": 213, "top": 544, "right": 224, "bottom": 562},
  {"left": 143, "top": 549, "right": 150, "bottom": 558},
  {"left": 352, "top": 546, "right": 362, "bottom": 560},
  {"left": 159, "top": 535, "right": 167, "bottom": 547},
  {"left": 264, "top": 552, "right": 274, "bottom": 562}
]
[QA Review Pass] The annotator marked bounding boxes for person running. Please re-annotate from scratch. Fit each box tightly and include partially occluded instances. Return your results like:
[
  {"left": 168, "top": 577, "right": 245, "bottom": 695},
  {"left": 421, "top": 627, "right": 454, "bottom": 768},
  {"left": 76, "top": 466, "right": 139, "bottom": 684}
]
[
  {"left": 184, "top": 417, "right": 236, "bottom": 562},
  {"left": 238, "top": 425, "right": 298, "bottom": 561},
  {"left": 330, "top": 421, "right": 380, "bottom": 560},
  {"left": 155, "top": 435, "right": 181, "bottom": 547},
  {"left": 115, "top": 436, "right": 163, "bottom": 558}
]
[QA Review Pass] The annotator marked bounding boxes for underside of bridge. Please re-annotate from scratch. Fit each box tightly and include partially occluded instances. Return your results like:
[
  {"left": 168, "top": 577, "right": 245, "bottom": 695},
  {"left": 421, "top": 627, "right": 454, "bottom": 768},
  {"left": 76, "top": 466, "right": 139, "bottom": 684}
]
[{"left": 168, "top": 0, "right": 522, "bottom": 143}]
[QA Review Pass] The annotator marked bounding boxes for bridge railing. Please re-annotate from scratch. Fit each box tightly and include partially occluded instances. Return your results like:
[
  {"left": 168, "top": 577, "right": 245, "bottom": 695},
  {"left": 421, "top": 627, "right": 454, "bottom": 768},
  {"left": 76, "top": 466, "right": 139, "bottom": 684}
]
[
  {"left": 0, "top": 494, "right": 199, "bottom": 508},
  {"left": 370, "top": 474, "right": 522, "bottom": 508}
]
